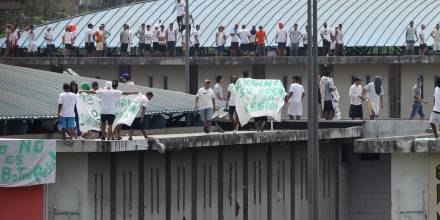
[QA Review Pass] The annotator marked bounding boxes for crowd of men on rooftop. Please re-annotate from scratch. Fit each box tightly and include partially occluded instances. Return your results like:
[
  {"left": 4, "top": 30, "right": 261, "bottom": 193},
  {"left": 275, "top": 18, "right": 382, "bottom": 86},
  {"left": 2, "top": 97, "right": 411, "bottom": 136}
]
[{"left": 3, "top": 0, "right": 440, "bottom": 57}]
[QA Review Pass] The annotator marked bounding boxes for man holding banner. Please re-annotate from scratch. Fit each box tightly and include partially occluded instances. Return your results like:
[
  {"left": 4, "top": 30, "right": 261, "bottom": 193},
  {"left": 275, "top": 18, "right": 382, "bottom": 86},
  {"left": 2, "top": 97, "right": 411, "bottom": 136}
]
[
  {"left": 129, "top": 92, "right": 154, "bottom": 140},
  {"left": 80, "top": 81, "right": 139, "bottom": 140}
]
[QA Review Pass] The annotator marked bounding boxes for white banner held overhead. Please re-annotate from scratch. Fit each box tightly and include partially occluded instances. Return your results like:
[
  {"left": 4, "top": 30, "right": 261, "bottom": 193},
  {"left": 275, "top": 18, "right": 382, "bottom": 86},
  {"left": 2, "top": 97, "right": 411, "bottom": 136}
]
[
  {"left": 0, "top": 139, "right": 56, "bottom": 187},
  {"left": 233, "top": 78, "right": 287, "bottom": 126},
  {"left": 112, "top": 95, "right": 142, "bottom": 129}
]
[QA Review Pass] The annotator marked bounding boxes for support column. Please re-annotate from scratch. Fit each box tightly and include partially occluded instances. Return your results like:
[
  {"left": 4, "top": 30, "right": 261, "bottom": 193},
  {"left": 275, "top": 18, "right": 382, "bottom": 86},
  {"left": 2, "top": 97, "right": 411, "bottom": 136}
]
[{"left": 189, "top": 65, "right": 199, "bottom": 95}]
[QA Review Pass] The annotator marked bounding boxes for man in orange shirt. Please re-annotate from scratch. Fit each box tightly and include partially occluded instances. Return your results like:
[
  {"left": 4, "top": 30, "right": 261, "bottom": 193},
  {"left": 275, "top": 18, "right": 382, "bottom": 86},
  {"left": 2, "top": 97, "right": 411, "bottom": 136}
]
[
  {"left": 95, "top": 25, "right": 105, "bottom": 57},
  {"left": 256, "top": 26, "right": 267, "bottom": 56}
]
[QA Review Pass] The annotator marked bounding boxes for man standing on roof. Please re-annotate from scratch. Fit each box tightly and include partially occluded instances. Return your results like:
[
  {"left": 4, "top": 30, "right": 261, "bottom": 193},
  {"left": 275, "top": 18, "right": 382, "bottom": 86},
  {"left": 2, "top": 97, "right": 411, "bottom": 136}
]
[
  {"left": 410, "top": 76, "right": 428, "bottom": 120},
  {"left": 214, "top": 76, "right": 226, "bottom": 101},
  {"left": 84, "top": 23, "right": 96, "bottom": 57},
  {"left": 95, "top": 25, "right": 105, "bottom": 57},
  {"left": 175, "top": 0, "right": 185, "bottom": 32},
  {"left": 129, "top": 92, "right": 154, "bottom": 140},
  {"left": 419, "top": 24, "right": 428, "bottom": 56},
  {"left": 58, "top": 83, "right": 78, "bottom": 140},
  {"left": 120, "top": 24, "right": 131, "bottom": 57},
  {"left": 227, "top": 75, "right": 239, "bottom": 131},
  {"left": 406, "top": 21, "right": 418, "bottom": 55},
  {"left": 285, "top": 76, "right": 305, "bottom": 120},
  {"left": 320, "top": 72, "right": 335, "bottom": 120},
  {"left": 275, "top": 22, "right": 288, "bottom": 56},
  {"left": 101, "top": 24, "right": 111, "bottom": 56},
  {"left": 363, "top": 76, "right": 384, "bottom": 120},
  {"left": 166, "top": 23, "right": 177, "bottom": 57},
  {"left": 349, "top": 77, "right": 364, "bottom": 120},
  {"left": 181, "top": 12, "right": 194, "bottom": 33},
  {"left": 230, "top": 24, "right": 240, "bottom": 57},
  {"left": 44, "top": 26, "right": 55, "bottom": 57},
  {"left": 193, "top": 24, "right": 201, "bottom": 56},
  {"left": 432, "top": 23, "right": 440, "bottom": 55},
  {"left": 239, "top": 24, "right": 250, "bottom": 56},
  {"left": 289, "top": 23, "right": 302, "bottom": 56},
  {"left": 145, "top": 25, "right": 153, "bottom": 57},
  {"left": 195, "top": 79, "right": 216, "bottom": 133},
  {"left": 215, "top": 26, "right": 226, "bottom": 57},
  {"left": 335, "top": 24, "right": 344, "bottom": 56},
  {"left": 153, "top": 25, "right": 160, "bottom": 56},
  {"left": 320, "top": 22, "right": 331, "bottom": 56},
  {"left": 136, "top": 23, "right": 147, "bottom": 57},
  {"left": 62, "top": 26, "right": 74, "bottom": 57},
  {"left": 256, "top": 26, "right": 267, "bottom": 56}
]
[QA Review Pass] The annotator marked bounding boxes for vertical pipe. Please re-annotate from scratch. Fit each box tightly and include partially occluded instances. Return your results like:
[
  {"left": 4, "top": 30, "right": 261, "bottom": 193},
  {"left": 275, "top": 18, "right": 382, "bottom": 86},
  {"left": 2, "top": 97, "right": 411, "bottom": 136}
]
[{"left": 185, "top": 0, "right": 190, "bottom": 93}]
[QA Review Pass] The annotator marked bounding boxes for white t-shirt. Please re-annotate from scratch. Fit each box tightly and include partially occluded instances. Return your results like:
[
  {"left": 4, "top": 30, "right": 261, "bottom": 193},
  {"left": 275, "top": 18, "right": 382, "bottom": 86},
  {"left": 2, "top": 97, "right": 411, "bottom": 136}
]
[
  {"left": 365, "top": 82, "right": 383, "bottom": 113},
  {"left": 320, "top": 27, "right": 332, "bottom": 41},
  {"left": 84, "top": 28, "right": 95, "bottom": 43},
  {"left": 175, "top": 1, "right": 185, "bottom": 16},
  {"left": 433, "top": 87, "right": 440, "bottom": 112},
  {"left": 303, "top": 31, "right": 308, "bottom": 44},
  {"left": 216, "top": 31, "right": 226, "bottom": 46},
  {"left": 289, "top": 29, "right": 302, "bottom": 43},
  {"left": 96, "top": 90, "right": 123, "bottom": 115},
  {"left": 336, "top": 30, "right": 344, "bottom": 44},
  {"left": 193, "top": 30, "right": 201, "bottom": 45},
  {"left": 227, "top": 83, "right": 236, "bottom": 106},
  {"left": 239, "top": 29, "right": 250, "bottom": 44},
  {"left": 153, "top": 29, "right": 159, "bottom": 43},
  {"left": 63, "top": 31, "right": 73, "bottom": 44},
  {"left": 288, "top": 83, "right": 304, "bottom": 102},
  {"left": 145, "top": 30, "right": 154, "bottom": 44},
  {"left": 58, "top": 92, "right": 77, "bottom": 117},
  {"left": 419, "top": 29, "right": 427, "bottom": 44},
  {"left": 44, "top": 31, "right": 54, "bottom": 45},
  {"left": 167, "top": 29, "right": 176, "bottom": 41},
  {"left": 196, "top": 87, "right": 215, "bottom": 110},
  {"left": 231, "top": 31, "right": 240, "bottom": 43},
  {"left": 276, "top": 29, "right": 288, "bottom": 43},
  {"left": 136, "top": 95, "right": 150, "bottom": 117},
  {"left": 349, "top": 83, "right": 363, "bottom": 105},
  {"left": 213, "top": 83, "right": 223, "bottom": 99}
]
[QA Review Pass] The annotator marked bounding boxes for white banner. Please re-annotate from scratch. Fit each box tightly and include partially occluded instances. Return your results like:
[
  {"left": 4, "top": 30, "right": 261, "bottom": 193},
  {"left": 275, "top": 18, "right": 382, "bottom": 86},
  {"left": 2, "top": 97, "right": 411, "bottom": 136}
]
[
  {"left": 234, "top": 78, "right": 287, "bottom": 126},
  {"left": 77, "top": 94, "right": 141, "bottom": 131},
  {"left": 0, "top": 139, "right": 56, "bottom": 187},
  {"left": 113, "top": 95, "right": 142, "bottom": 129}
]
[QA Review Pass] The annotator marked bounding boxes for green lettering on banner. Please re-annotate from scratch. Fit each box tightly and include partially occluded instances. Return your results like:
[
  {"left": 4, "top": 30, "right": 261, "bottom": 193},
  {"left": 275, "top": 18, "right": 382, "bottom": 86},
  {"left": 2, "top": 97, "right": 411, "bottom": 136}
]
[
  {"left": 19, "top": 140, "right": 31, "bottom": 154},
  {"left": 15, "top": 155, "right": 23, "bottom": 166},
  {"left": 33, "top": 140, "right": 44, "bottom": 153},
  {"left": 32, "top": 165, "right": 43, "bottom": 183},
  {"left": 0, "top": 145, "right": 6, "bottom": 154},
  {"left": 5, "top": 155, "right": 13, "bottom": 165},
  {"left": 1, "top": 167, "right": 10, "bottom": 182}
]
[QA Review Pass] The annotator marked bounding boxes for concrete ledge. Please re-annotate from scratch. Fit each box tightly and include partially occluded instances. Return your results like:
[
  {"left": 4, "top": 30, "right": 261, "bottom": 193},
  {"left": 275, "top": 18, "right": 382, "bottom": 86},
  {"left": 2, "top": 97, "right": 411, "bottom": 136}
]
[
  {"left": 57, "top": 126, "right": 363, "bottom": 152},
  {"left": 354, "top": 134, "right": 440, "bottom": 153},
  {"left": 2, "top": 56, "right": 440, "bottom": 66}
]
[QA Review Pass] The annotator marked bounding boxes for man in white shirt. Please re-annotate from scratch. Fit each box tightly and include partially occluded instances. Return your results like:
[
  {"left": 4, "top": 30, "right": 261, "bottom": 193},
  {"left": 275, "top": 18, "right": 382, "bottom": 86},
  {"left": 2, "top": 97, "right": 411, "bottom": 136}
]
[
  {"left": 58, "top": 83, "right": 78, "bottom": 140},
  {"left": 227, "top": 75, "right": 239, "bottom": 131},
  {"left": 405, "top": 21, "right": 418, "bottom": 55},
  {"left": 145, "top": 25, "right": 153, "bottom": 57},
  {"left": 195, "top": 79, "right": 216, "bottom": 133},
  {"left": 363, "top": 76, "right": 384, "bottom": 120},
  {"left": 81, "top": 81, "right": 138, "bottom": 140},
  {"left": 285, "top": 76, "right": 305, "bottom": 120},
  {"left": 348, "top": 77, "right": 364, "bottom": 120},
  {"left": 62, "top": 26, "right": 74, "bottom": 57},
  {"left": 135, "top": 23, "right": 147, "bottom": 57},
  {"left": 44, "top": 26, "right": 55, "bottom": 57},
  {"left": 419, "top": 24, "right": 428, "bottom": 56},
  {"left": 214, "top": 76, "right": 225, "bottom": 101},
  {"left": 215, "top": 26, "right": 226, "bottom": 57},
  {"left": 120, "top": 24, "right": 131, "bottom": 57},
  {"left": 239, "top": 25, "right": 250, "bottom": 56},
  {"left": 175, "top": 0, "right": 185, "bottom": 31},
  {"left": 289, "top": 23, "right": 302, "bottom": 56},
  {"left": 335, "top": 24, "right": 344, "bottom": 56},
  {"left": 320, "top": 22, "right": 332, "bottom": 56},
  {"left": 129, "top": 92, "right": 154, "bottom": 140},
  {"left": 84, "top": 23, "right": 96, "bottom": 57},
  {"left": 430, "top": 79, "right": 440, "bottom": 138},
  {"left": 230, "top": 24, "right": 240, "bottom": 56},
  {"left": 431, "top": 23, "right": 440, "bottom": 55},
  {"left": 153, "top": 25, "right": 160, "bottom": 56},
  {"left": 275, "top": 22, "right": 288, "bottom": 56},
  {"left": 166, "top": 23, "right": 177, "bottom": 57},
  {"left": 193, "top": 24, "right": 201, "bottom": 56}
]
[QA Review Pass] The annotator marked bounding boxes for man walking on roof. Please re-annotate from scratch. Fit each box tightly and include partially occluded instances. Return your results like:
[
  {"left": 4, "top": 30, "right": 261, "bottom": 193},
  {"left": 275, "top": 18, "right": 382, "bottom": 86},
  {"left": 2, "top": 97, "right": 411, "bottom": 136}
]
[
  {"left": 195, "top": 79, "right": 216, "bottom": 133},
  {"left": 405, "top": 21, "right": 418, "bottom": 55}
]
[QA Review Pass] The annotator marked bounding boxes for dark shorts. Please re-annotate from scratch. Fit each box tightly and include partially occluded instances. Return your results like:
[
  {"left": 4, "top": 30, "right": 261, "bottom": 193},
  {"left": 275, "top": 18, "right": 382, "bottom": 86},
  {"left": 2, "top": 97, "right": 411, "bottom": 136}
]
[
  {"left": 159, "top": 43, "right": 166, "bottom": 51},
  {"left": 153, "top": 42, "right": 159, "bottom": 51},
  {"left": 254, "top": 116, "right": 268, "bottom": 122},
  {"left": 420, "top": 43, "right": 427, "bottom": 50},
  {"left": 228, "top": 106, "right": 236, "bottom": 115},
  {"left": 121, "top": 43, "right": 128, "bottom": 53},
  {"left": 177, "top": 15, "right": 183, "bottom": 23},
  {"left": 217, "top": 46, "right": 225, "bottom": 53},
  {"left": 323, "top": 40, "right": 331, "bottom": 48},
  {"left": 85, "top": 42, "right": 95, "bottom": 52},
  {"left": 194, "top": 43, "right": 200, "bottom": 48},
  {"left": 349, "top": 104, "right": 363, "bottom": 118},
  {"left": 323, "top": 100, "right": 334, "bottom": 113},
  {"left": 145, "top": 44, "right": 151, "bottom": 50},
  {"left": 65, "top": 44, "right": 72, "bottom": 49},
  {"left": 101, "top": 114, "right": 115, "bottom": 125},
  {"left": 139, "top": 43, "right": 145, "bottom": 50},
  {"left": 231, "top": 42, "right": 239, "bottom": 50},
  {"left": 304, "top": 44, "right": 308, "bottom": 52},
  {"left": 130, "top": 117, "right": 145, "bottom": 129},
  {"left": 240, "top": 43, "right": 249, "bottom": 51},
  {"left": 167, "top": 41, "right": 175, "bottom": 49},
  {"left": 278, "top": 42, "right": 287, "bottom": 48}
]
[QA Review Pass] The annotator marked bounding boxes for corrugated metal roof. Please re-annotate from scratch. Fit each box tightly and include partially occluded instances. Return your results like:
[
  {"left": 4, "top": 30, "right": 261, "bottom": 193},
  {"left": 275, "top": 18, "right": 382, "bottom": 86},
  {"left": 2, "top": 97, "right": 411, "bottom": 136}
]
[
  {"left": 0, "top": 63, "right": 195, "bottom": 120},
  {"left": 2, "top": 0, "right": 439, "bottom": 48}
]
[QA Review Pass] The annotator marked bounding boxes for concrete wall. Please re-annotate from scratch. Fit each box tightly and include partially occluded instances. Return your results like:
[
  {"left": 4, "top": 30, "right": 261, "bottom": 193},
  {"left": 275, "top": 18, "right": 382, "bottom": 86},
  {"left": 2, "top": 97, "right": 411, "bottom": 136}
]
[
  {"left": 88, "top": 153, "right": 111, "bottom": 220},
  {"left": 391, "top": 153, "right": 427, "bottom": 220}
]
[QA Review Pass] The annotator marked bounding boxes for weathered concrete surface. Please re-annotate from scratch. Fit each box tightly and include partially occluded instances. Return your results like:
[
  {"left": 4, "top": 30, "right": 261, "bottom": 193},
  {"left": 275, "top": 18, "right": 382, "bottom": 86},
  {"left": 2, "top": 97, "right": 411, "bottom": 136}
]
[
  {"left": 57, "top": 126, "right": 362, "bottom": 152},
  {"left": 363, "top": 120, "right": 430, "bottom": 138},
  {"left": 354, "top": 134, "right": 440, "bottom": 153},
  {"left": 2, "top": 55, "right": 440, "bottom": 66}
]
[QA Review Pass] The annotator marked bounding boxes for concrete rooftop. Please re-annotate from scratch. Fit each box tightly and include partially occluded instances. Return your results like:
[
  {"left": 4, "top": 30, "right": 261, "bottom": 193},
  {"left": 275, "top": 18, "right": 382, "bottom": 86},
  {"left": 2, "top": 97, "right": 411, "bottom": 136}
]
[
  {"left": 56, "top": 126, "right": 362, "bottom": 153},
  {"left": 354, "top": 134, "right": 440, "bottom": 153},
  {"left": 2, "top": 55, "right": 440, "bottom": 66}
]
